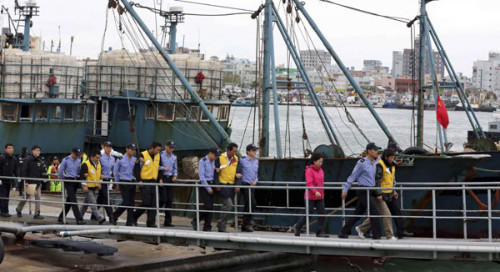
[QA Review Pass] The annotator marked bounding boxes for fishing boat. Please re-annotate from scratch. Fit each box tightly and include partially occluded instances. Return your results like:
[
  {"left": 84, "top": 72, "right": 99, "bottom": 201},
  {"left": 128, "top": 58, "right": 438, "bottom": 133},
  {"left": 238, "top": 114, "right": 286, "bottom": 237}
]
[{"left": 0, "top": 0, "right": 495, "bottom": 238}]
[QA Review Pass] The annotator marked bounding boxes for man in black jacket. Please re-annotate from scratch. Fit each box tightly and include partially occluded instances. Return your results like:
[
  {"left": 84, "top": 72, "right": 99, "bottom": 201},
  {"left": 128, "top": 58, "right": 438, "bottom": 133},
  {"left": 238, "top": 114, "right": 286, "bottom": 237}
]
[
  {"left": 16, "top": 145, "right": 45, "bottom": 219},
  {"left": 0, "top": 143, "right": 19, "bottom": 217}
]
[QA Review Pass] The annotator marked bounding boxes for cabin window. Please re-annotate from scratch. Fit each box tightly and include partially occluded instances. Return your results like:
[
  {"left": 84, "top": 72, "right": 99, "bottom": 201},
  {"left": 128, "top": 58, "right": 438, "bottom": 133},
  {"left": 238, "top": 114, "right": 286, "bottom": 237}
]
[
  {"left": 52, "top": 105, "right": 62, "bottom": 121},
  {"left": 219, "top": 106, "right": 229, "bottom": 121},
  {"left": 35, "top": 105, "right": 49, "bottom": 121},
  {"left": 0, "top": 103, "right": 17, "bottom": 122},
  {"left": 200, "top": 105, "right": 212, "bottom": 122},
  {"left": 20, "top": 104, "right": 33, "bottom": 121},
  {"left": 64, "top": 105, "right": 74, "bottom": 120},
  {"left": 175, "top": 105, "right": 187, "bottom": 120},
  {"left": 76, "top": 105, "right": 86, "bottom": 121},
  {"left": 491, "top": 125, "right": 498, "bottom": 130},
  {"left": 189, "top": 106, "right": 200, "bottom": 121},
  {"left": 146, "top": 103, "right": 155, "bottom": 120},
  {"left": 157, "top": 103, "right": 174, "bottom": 121},
  {"left": 212, "top": 106, "right": 219, "bottom": 120}
]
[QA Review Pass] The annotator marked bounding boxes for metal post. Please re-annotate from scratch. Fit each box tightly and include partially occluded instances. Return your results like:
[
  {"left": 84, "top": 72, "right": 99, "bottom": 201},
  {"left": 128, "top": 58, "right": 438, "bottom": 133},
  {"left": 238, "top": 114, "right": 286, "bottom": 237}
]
[
  {"left": 196, "top": 183, "right": 200, "bottom": 231},
  {"left": 341, "top": 197, "right": 345, "bottom": 227},
  {"left": 270, "top": 34, "right": 283, "bottom": 158},
  {"left": 305, "top": 188, "right": 309, "bottom": 237},
  {"left": 427, "top": 18, "right": 485, "bottom": 138},
  {"left": 168, "top": 22, "right": 177, "bottom": 54},
  {"left": 424, "top": 18, "right": 445, "bottom": 152},
  {"left": 23, "top": 16, "right": 31, "bottom": 51},
  {"left": 462, "top": 184, "right": 467, "bottom": 239},
  {"left": 366, "top": 188, "right": 370, "bottom": 217},
  {"left": 107, "top": 180, "right": 111, "bottom": 220},
  {"left": 156, "top": 184, "right": 160, "bottom": 228},
  {"left": 120, "top": 0, "right": 233, "bottom": 146},
  {"left": 487, "top": 189, "right": 492, "bottom": 242},
  {"left": 234, "top": 193, "right": 238, "bottom": 230},
  {"left": 61, "top": 180, "right": 66, "bottom": 224},
  {"left": 432, "top": 189, "right": 437, "bottom": 239},
  {"left": 261, "top": 0, "right": 273, "bottom": 156},
  {"left": 156, "top": 183, "right": 160, "bottom": 244},
  {"left": 272, "top": 5, "right": 340, "bottom": 147},
  {"left": 292, "top": 0, "right": 397, "bottom": 144},
  {"left": 286, "top": 183, "right": 290, "bottom": 209}
]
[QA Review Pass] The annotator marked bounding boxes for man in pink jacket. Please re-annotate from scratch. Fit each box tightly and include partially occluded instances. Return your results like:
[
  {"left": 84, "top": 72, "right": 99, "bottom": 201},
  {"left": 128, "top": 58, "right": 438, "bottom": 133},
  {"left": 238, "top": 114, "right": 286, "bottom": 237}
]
[{"left": 294, "top": 153, "right": 328, "bottom": 238}]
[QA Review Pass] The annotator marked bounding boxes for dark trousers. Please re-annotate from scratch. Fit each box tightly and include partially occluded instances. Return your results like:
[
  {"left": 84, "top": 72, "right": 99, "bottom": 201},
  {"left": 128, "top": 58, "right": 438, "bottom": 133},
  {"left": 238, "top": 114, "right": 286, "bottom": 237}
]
[
  {"left": 241, "top": 184, "right": 256, "bottom": 227},
  {"left": 96, "top": 183, "right": 114, "bottom": 221},
  {"left": 386, "top": 197, "right": 404, "bottom": 237},
  {"left": 341, "top": 189, "right": 382, "bottom": 239},
  {"left": 194, "top": 187, "right": 215, "bottom": 231},
  {"left": 113, "top": 183, "right": 137, "bottom": 226},
  {"left": 59, "top": 181, "right": 83, "bottom": 221},
  {"left": 0, "top": 181, "right": 12, "bottom": 214},
  {"left": 134, "top": 181, "right": 158, "bottom": 227},
  {"left": 159, "top": 175, "right": 174, "bottom": 225},
  {"left": 296, "top": 199, "right": 326, "bottom": 234}
]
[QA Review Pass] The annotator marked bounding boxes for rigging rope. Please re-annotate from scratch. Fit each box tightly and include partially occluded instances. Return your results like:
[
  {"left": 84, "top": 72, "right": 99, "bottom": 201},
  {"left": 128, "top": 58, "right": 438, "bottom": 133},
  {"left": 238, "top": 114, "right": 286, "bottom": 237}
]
[{"left": 319, "top": 0, "right": 410, "bottom": 24}]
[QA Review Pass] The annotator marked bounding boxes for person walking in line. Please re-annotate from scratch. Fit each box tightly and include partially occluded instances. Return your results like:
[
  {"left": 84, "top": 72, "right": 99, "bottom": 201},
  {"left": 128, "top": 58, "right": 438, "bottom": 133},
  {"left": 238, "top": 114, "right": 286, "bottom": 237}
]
[
  {"left": 133, "top": 142, "right": 162, "bottom": 228},
  {"left": 356, "top": 148, "right": 408, "bottom": 240},
  {"left": 57, "top": 147, "right": 86, "bottom": 225},
  {"left": 214, "top": 143, "right": 242, "bottom": 232},
  {"left": 239, "top": 144, "right": 259, "bottom": 232},
  {"left": 159, "top": 140, "right": 178, "bottom": 227},
  {"left": 338, "top": 143, "right": 383, "bottom": 240},
  {"left": 294, "top": 152, "right": 329, "bottom": 238},
  {"left": 79, "top": 150, "right": 106, "bottom": 224},
  {"left": 16, "top": 145, "right": 45, "bottom": 219},
  {"left": 97, "top": 141, "right": 116, "bottom": 225},
  {"left": 113, "top": 144, "right": 138, "bottom": 226},
  {"left": 191, "top": 147, "right": 220, "bottom": 231},
  {"left": 0, "top": 143, "right": 19, "bottom": 217}
]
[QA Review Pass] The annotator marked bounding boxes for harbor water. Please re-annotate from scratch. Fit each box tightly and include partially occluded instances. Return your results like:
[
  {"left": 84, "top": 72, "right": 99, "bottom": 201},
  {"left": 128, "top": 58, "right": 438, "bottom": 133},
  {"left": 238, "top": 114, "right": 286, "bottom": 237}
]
[{"left": 229, "top": 106, "right": 494, "bottom": 157}]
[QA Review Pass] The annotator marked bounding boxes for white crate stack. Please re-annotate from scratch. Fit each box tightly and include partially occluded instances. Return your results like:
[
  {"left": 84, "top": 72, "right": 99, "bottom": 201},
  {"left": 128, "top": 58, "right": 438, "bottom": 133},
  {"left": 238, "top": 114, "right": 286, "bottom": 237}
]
[
  {"left": 1, "top": 48, "right": 82, "bottom": 99},
  {"left": 86, "top": 50, "right": 222, "bottom": 99}
]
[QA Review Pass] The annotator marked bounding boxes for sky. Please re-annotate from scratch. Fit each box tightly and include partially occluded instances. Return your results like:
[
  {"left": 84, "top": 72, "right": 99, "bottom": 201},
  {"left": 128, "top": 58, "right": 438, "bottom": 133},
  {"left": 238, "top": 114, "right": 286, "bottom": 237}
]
[{"left": 1, "top": 0, "right": 499, "bottom": 77}]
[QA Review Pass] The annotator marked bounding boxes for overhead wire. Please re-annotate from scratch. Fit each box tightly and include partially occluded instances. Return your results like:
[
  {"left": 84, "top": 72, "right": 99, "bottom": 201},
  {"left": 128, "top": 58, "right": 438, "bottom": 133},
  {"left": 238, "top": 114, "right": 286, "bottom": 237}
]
[{"left": 319, "top": 0, "right": 411, "bottom": 24}]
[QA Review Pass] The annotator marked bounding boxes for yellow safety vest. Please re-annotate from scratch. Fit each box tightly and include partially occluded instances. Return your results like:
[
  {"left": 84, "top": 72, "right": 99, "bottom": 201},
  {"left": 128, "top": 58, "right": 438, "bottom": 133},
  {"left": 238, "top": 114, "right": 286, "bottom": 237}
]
[
  {"left": 378, "top": 159, "right": 395, "bottom": 193},
  {"left": 85, "top": 160, "right": 102, "bottom": 188},
  {"left": 218, "top": 152, "right": 239, "bottom": 185},
  {"left": 141, "top": 150, "right": 160, "bottom": 180}
]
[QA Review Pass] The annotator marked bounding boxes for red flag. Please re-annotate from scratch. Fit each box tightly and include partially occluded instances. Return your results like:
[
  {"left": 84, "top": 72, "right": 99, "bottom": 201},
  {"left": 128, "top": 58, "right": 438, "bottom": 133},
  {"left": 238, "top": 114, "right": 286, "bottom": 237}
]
[{"left": 436, "top": 95, "right": 449, "bottom": 129}]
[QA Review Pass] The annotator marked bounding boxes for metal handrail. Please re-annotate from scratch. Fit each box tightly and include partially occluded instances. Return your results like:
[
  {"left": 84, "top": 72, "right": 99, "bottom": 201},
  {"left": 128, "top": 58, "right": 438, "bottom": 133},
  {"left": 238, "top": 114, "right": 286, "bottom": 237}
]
[{"left": 1, "top": 175, "right": 499, "bottom": 241}]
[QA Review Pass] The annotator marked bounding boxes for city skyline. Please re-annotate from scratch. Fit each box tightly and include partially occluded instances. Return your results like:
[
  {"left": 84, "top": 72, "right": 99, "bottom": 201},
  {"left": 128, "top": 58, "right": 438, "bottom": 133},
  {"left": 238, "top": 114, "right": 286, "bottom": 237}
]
[{"left": 3, "top": 0, "right": 499, "bottom": 77}]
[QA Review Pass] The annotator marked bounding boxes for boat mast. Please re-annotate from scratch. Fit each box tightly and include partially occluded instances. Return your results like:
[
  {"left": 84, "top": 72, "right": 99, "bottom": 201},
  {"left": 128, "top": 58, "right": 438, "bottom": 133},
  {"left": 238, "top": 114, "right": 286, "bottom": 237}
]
[
  {"left": 119, "top": 0, "right": 233, "bottom": 147},
  {"left": 416, "top": 0, "right": 427, "bottom": 148},
  {"left": 417, "top": 0, "right": 486, "bottom": 148},
  {"left": 14, "top": 0, "right": 39, "bottom": 51}
]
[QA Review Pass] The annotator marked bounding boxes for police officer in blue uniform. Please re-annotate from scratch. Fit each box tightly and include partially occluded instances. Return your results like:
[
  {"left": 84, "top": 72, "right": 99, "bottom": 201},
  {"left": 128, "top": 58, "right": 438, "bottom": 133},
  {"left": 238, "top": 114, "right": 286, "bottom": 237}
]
[
  {"left": 98, "top": 141, "right": 117, "bottom": 224},
  {"left": 239, "top": 144, "right": 259, "bottom": 232},
  {"left": 113, "top": 143, "right": 138, "bottom": 226},
  {"left": 191, "top": 147, "right": 220, "bottom": 231},
  {"left": 58, "top": 147, "right": 86, "bottom": 225},
  {"left": 338, "top": 142, "right": 382, "bottom": 239},
  {"left": 159, "top": 140, "right": 178, "bottom": 227}
]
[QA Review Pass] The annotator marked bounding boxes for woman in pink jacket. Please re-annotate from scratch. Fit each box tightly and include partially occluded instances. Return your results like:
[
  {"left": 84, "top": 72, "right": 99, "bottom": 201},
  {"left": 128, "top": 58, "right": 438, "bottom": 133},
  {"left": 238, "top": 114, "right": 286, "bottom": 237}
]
[{"left": 294, "top": 153, "right": 328, "bottom": 238}]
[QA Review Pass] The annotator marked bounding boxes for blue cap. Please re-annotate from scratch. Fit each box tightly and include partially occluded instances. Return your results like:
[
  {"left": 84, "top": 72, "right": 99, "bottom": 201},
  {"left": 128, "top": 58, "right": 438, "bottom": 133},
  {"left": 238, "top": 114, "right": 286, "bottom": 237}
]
[
  {"left": 366, "top": 142, "right": 381, "bottom": 151},
  {"left": 209, "top": 147, "right": 220, "bottom": 156},
  {"left": 166, "top": 140, "right": 175, "bottom": 148},
  {"left": 126, "top": 143, "right": 136, "bottom": 150}
]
